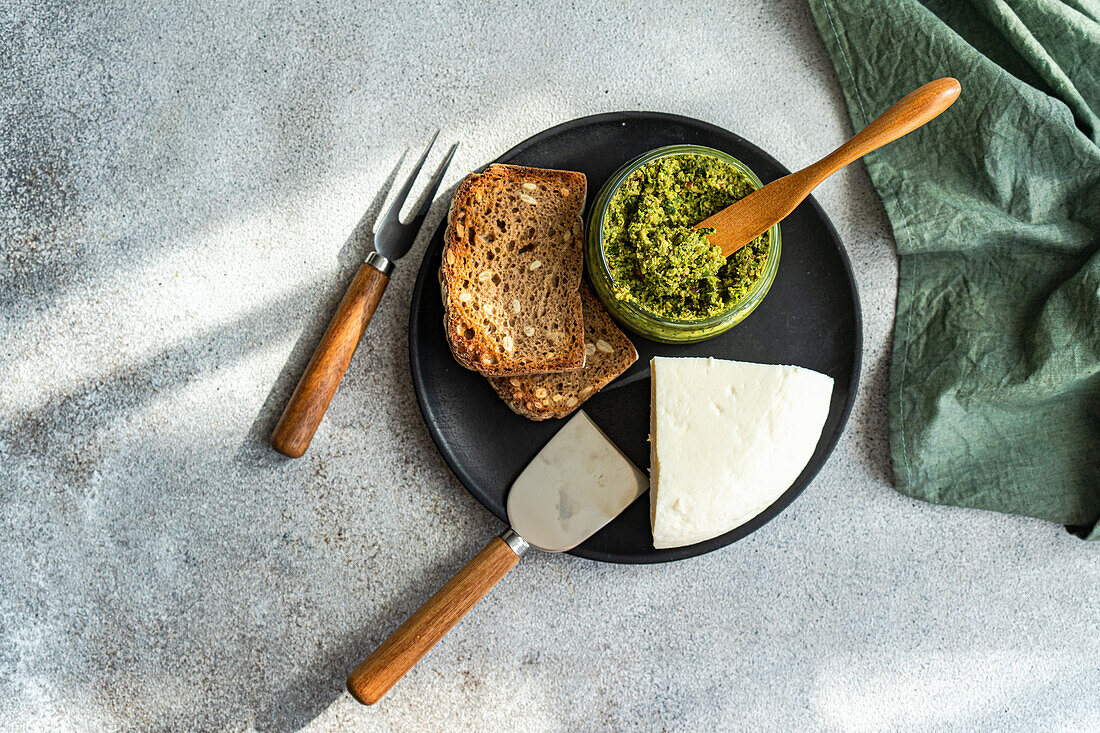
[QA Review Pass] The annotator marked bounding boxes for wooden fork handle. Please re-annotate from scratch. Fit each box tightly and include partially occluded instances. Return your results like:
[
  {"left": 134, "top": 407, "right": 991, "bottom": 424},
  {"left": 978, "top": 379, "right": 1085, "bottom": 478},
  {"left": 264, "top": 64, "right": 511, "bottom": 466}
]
[
  {"left": 270, "top": 258, "right": 390, "bottom": 458},
  {"left": 346, "top": 535, "right": 523, "bottom": 705}
]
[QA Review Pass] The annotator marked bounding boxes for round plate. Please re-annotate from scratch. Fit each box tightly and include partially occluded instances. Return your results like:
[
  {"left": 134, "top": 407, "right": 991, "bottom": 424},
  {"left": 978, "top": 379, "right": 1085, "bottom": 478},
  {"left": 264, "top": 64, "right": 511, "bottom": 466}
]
[{"left": 409, "top": 112, "right": 862, "bottom": 563}]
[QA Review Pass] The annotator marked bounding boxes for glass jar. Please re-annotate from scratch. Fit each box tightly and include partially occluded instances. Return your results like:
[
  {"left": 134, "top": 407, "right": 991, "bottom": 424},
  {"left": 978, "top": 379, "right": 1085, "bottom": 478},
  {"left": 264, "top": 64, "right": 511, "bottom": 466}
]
[{"left": 584, "top": 145, "right": 781, "bottom": 343}]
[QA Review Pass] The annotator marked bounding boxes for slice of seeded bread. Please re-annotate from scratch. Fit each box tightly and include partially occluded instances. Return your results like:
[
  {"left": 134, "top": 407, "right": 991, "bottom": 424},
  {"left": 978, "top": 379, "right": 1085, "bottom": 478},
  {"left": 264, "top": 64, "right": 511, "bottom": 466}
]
[
  {"left": 487, "top": 286, "right": 638, "bottom": 420},
  {"left": 441, "top": 164, "right": 587, "bottom": 377}
]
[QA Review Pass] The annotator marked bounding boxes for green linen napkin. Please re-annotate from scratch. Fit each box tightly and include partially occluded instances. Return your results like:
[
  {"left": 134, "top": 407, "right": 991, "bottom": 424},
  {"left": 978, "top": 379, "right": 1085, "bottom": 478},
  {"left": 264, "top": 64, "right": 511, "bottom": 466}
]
[{"left": 805, "top": 0, "right": 1100, "bottom": 537}]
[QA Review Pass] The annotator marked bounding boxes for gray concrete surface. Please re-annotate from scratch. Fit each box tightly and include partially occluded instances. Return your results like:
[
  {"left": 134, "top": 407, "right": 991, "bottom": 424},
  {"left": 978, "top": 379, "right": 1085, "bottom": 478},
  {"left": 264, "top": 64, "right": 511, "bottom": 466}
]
[{"left": 2, "top": 1, "right": 1097, "bottom": 731}]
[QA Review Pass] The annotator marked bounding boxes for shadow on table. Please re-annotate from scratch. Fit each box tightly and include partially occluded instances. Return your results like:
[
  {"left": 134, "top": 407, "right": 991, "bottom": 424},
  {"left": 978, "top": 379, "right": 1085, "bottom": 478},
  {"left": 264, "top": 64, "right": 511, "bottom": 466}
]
[
  {"left": 236, "top": 166, "right": 468, "bottom": 730},
  {"left": 244, "top": 153, "right": 405, "bottom": 452},
  {"left": 251, "top": 538, "right": 482, "bottom": 731},
  {"left": 859, "top": 346, "right": 893, "bottom": 486},
  {"left": 245, "top": 153, "right": 465, "bottom": 455},
  {"left": 0, "top": 148, "right": 470, "bottom": 732}
]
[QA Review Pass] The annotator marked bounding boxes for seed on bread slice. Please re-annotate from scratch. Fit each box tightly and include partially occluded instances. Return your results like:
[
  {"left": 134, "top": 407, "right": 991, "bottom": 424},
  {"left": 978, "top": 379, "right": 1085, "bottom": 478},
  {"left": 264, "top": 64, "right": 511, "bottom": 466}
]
[
  {"left": 441, "top": 164, "right": 587, "bottom": 377},
  {"left": 487, "top": 286, "right": 638, "bottom": 420}
]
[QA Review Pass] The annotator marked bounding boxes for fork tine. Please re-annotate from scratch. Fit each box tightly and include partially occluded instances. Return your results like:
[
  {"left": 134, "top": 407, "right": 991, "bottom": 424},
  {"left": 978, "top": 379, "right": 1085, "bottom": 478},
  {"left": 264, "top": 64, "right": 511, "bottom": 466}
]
[
  {"left": 404, "top": 142, "right": 458, "bottom": 232},
  {"left": 379, "top": 129, "right": 439, "bottom": 228}
]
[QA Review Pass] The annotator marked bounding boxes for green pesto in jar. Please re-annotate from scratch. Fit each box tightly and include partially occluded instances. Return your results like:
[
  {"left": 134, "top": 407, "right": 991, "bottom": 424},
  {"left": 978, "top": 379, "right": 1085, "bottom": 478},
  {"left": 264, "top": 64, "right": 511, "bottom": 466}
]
[{"left": 601, "top": 153, "right": 770, "bottom": 321}]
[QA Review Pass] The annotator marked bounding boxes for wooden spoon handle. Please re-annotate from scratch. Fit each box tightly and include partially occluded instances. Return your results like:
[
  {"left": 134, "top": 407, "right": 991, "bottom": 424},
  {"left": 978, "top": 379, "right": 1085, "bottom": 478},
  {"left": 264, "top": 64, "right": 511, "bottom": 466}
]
[
  {"left": 270, "top": 259, "right": 389, "bottom": 458},
  {"left": 702, "top": 77, "right": 961, "bottom": 257},
  {"left": 808, "top": 76, "right": 962, "bottom": 181},
  {"left": 346, "top": 535, "right": 523, "bottom": 705}
]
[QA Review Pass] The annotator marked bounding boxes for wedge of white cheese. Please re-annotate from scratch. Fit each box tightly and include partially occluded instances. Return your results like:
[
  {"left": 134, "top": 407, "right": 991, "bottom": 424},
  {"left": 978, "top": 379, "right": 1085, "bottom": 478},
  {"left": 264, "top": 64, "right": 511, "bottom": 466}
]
[{"left": 650, "top": 356, "right": 833, "bottom": 549}]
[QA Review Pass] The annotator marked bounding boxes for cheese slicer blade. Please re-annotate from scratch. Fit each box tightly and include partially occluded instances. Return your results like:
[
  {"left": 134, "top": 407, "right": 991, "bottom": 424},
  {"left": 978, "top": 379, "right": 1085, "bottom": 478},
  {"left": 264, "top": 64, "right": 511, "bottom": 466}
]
[{"left": 346, "top": 410, "right": 647, "bottom": 705}]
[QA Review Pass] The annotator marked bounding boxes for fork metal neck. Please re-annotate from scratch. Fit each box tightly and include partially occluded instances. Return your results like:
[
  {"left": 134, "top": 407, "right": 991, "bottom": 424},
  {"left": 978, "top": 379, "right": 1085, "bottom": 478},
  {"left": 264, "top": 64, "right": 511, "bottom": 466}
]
[{"left": 365, "top": 251, "right": 394, "bottom": 276}]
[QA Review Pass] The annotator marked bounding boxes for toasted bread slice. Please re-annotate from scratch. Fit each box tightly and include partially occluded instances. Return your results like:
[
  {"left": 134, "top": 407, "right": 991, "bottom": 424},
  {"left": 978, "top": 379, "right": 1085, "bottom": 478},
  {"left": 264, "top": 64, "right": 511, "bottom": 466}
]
[
  {"left": 441, "top": 164, "right": 587, "bottom": 376},
  {"left": 487, "top": 286, "right": 638, "bottom": 420}
]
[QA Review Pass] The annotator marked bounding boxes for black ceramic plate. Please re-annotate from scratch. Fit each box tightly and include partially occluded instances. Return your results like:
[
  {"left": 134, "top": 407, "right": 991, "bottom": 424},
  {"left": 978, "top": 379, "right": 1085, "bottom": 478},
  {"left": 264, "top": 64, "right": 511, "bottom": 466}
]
[{"left": 409, "top": 112, "right": 861, "bottom": 563}]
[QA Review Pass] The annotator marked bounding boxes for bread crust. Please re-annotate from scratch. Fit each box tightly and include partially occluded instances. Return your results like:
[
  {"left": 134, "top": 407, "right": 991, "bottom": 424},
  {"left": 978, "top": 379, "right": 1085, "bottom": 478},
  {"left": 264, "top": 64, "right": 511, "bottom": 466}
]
[
  {"left": 440, "top": 164, "right": 587, "bottom": 377},
  {"left": 486, "top": 286, "right": 638, "bottom": 420}
]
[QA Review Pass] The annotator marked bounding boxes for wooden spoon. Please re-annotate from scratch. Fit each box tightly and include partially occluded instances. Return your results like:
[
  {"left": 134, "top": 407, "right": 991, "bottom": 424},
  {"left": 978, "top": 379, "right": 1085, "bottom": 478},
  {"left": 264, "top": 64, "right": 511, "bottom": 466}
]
[{"left": 699, "top": 77, "right": 961, "bottom": 258}]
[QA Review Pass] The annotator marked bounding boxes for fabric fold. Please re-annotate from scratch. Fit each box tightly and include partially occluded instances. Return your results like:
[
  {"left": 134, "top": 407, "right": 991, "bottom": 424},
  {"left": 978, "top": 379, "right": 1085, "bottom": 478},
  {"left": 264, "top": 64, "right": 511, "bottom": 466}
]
[{"left": 806, "top": 0, "right": 1100, "bottom": 535}]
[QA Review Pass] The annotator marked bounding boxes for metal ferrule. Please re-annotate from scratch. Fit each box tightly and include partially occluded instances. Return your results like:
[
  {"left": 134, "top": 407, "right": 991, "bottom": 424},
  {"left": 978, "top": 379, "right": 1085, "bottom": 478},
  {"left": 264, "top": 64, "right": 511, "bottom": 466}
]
[
  {"left": 365, "top": 251, "right": 394, "bottom": 276},
  {"left": 500, "top": 529, "right": 530, "bottom": 557}
]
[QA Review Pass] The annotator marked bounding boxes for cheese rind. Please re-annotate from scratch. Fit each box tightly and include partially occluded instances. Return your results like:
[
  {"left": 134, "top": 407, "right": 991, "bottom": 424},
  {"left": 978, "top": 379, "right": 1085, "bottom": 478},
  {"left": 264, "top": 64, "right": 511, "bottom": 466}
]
[{"left": 650, "top": 356, "right": 833, "bottom": 549}]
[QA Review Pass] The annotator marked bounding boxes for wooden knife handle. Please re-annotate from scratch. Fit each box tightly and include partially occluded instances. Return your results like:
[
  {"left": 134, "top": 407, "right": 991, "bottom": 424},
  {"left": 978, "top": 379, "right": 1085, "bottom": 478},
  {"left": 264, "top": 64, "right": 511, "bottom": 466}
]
[
  {"left": 271, "top": 260, "right": 389, "bottom": 458},
  {"left": 346, "top": 535, "right": 523, "bottom": 705}
]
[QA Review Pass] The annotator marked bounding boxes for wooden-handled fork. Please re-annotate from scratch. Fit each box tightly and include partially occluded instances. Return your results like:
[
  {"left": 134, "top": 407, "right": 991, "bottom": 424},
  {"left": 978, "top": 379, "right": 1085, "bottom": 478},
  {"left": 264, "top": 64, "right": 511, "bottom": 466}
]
[
  {"left": 699, "top": 77, "right": 961, "bottom": 257},
  {"left": 271, "top": 133, "right": 458, "bottom": 458}
]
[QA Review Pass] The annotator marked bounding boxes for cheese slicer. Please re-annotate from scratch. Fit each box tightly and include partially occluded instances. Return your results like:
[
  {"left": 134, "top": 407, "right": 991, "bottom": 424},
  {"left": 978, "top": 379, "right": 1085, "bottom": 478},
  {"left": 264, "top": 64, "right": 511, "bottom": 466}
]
[{"left": 345, "top": 410, "right": 648, "bottom": 705}]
